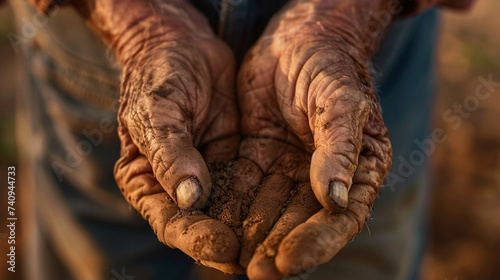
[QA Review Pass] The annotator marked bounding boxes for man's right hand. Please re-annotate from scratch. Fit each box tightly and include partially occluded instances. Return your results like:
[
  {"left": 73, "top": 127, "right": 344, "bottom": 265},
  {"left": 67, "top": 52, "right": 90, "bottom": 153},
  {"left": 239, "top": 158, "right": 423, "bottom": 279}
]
[{"left": 66, "top": 0, "right": 243, "bottom": 272}]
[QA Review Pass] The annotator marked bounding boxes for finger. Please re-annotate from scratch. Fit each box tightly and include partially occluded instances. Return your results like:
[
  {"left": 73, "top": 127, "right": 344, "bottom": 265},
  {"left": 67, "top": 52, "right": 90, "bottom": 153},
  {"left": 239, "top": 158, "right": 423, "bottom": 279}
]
[
  {"left": 309, "top": 87, "right": 371, "bottom": 212},
  {"left": 230, "top": 158, "right": 264, "bottom": 194},
  {"left": 114, "top": 137, "right": 239, "bottom": 263},
  {"left": 275, "top": 140, "right": 391, "bottom": 275},
  {"left": 217, "top": 139, "right": 291, "bottom": 225},
  {"left": 274, "top": 185, "right": 372, "bottom": 275},
  {"left": 237, "top": 143, "right": 310, "bottom": 267},
  {"left": 122, "top": 85, "right": 212, "bottom": 210},
  {"left": 198, "top": 260, "right": 246, "bottom": 275},
  {"left": 239, "top": 174, "right": 294, "bottom": 267},
  {"left": 248, "top": 254, "right": 281, "bottom": 280},
  {"left": 246, "top": 183, "right": 321, "bottom": 280}
]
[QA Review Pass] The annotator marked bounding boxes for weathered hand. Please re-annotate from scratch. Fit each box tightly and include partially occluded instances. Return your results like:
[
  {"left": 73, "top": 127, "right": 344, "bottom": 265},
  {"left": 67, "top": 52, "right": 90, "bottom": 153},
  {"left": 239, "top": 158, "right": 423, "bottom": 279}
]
[
  {"left": 73, "top": 0, "right": 243, "bottom": 272},
  {"left": 112, "top": 12, "right": 245, "bottom": 274},
  {"left": 229, "top": 0, "right": 392, "bottom": 278}
]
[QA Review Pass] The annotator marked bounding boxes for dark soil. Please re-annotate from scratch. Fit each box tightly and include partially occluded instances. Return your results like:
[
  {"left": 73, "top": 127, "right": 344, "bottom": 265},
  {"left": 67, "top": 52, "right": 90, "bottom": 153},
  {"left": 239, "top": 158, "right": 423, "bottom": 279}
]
[{"left": 206, "top": 161, "right": 259, "bottom": 241}]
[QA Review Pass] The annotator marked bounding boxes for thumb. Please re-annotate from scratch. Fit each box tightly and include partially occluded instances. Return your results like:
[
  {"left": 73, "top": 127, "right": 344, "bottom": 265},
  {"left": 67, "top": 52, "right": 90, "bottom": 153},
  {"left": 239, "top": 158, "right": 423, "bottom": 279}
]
[
  {"left": 309, "top": 87, "right": 371, "bottom": 213},
  {"left": 114, "top": 129, "right": 239, "bottom": 263},
  {"left": 121, "top": 84, "right": 212, "bottom": 210}
]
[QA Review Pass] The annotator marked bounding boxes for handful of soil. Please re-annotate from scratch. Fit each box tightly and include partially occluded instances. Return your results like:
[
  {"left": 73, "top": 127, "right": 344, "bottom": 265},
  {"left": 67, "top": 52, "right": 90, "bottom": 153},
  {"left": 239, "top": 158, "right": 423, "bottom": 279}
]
[{"left": 205, "top": 161, "right": 257, "bottom": 240}]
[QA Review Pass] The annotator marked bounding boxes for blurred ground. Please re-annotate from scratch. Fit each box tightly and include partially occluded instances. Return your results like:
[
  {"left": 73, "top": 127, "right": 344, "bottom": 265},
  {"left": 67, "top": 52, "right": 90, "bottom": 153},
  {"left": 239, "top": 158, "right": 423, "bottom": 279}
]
[
  {"left": 423, "top": 1, "right": 500, "bottom": 279},
  {"left": 0, "top": 1, "right": 499, "bottom": 279}
]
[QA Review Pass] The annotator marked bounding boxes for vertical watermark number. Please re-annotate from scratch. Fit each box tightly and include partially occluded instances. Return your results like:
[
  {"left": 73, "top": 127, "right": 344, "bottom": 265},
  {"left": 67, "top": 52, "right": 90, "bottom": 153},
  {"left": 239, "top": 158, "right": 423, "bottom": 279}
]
[{"left": 6, "top": 166, "right": 16, "bottom": 273}]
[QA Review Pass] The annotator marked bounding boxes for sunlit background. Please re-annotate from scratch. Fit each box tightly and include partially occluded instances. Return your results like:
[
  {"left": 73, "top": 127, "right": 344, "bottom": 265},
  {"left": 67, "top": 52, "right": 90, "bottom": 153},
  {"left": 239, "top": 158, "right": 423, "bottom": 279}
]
[
  {"left": 0, "top": 1, "right": 499, "bottom": 279},
  {"left": 424, "top": 1, "right": 500, "bottom": 279}
]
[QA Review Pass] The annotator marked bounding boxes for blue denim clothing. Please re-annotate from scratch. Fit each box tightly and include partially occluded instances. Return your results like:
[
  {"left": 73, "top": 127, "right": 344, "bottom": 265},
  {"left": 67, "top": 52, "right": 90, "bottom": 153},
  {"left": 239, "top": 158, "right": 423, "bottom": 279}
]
[{"left": 12, "top": 0, "right": 438, "bottom": 279}]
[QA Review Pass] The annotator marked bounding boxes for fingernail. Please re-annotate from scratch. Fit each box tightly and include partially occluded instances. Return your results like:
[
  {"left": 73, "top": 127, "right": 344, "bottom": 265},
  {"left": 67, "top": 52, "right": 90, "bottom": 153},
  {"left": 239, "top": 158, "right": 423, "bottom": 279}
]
[
  {"left": 329, "top": 181, "right": 348, "bottom": 210},
  {"left": 177, "top": 177, "right": 202, "bottom": 209}
]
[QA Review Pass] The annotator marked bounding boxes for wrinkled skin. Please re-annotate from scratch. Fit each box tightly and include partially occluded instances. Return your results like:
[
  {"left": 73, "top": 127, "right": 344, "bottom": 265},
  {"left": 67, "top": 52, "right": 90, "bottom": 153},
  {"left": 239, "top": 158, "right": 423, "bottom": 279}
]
[
  {"left": 104, "top": 1, "right": 244, "bottom": 272},
  {"left": 228, "top": 1, "right": 393, "bottom": 278},
  {"left": 113, "top": 32, "right": 246, "bottom": 270}
]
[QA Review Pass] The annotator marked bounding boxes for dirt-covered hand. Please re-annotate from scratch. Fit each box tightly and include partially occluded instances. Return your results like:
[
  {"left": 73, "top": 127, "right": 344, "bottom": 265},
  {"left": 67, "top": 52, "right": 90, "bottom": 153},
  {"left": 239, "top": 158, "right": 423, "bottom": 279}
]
[
  {"left": 114, "top": 12, "right": 240, "bottom": 211},
  {"left": 69, "top": 0, "right": 241, "bottom": 272},
  {"left": 112, "top": 2, "right": 243, "bottom": 271},
  {"left": 230, "top": 0, "right": 393, "bottom": 277}
]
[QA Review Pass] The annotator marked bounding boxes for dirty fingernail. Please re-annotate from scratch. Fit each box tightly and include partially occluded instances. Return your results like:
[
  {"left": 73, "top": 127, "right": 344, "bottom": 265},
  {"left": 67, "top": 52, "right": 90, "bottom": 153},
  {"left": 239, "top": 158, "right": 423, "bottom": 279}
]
[
  {"left": 329, "top": 181, "right": 348, "bottom": 210},
  {"left": 177, "top": 177, "right": 202, "bottom": 209}
]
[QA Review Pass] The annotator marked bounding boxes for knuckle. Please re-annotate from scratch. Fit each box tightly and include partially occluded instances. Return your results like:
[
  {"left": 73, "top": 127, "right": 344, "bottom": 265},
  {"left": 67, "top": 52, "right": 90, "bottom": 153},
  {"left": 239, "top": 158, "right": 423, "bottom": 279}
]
[
  {"left": 149, "top": 143, "right": 167, "bottom": 173},
  {"left": 327, "top": 148, "right": 358, "bottom": 172}
]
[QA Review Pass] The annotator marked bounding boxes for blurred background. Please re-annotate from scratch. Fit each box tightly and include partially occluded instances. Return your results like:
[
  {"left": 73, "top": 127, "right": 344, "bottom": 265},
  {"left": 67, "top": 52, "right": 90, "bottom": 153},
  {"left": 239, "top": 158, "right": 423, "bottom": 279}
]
[
  {"left": 423, "top": 1, "right": 500, "bottom": 279},
  {"left": 0, "top": 1, "right": 499, "bottom": 279}
]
